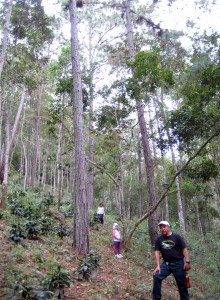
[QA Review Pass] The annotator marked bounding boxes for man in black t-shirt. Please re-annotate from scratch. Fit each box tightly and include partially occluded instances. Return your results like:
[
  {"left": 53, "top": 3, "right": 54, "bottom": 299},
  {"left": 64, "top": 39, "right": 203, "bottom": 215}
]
[{"left": 152, "top": 221, "right": 191, "bottom": 300}]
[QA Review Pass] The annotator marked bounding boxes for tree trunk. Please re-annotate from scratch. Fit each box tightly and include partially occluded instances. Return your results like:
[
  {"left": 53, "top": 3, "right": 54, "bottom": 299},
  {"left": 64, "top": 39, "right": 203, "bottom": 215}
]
[
  {"left": 56, "top": 123, "right": 63, "bottom": 209},
  {"left": 0, "top": 108, "right": 10, "bottom": 209},
  {"left": 26, "top": 125, "right": 32, "bottom": 188},
  {"left": 124, "top": 0, "right": 158, "bottom": 246},
  {"left": 170, "top": 147, "right": 186, "bottom": 237},
  {"left": 127, "top": 149, "right": 132, "bottom": 220},
  {"left": 158, "top": 94, "right": 186, "bottom": 236},
  {"left": 137, "top": 135, "right": 144, "bottom": 218},
  {"left": 1, "top": 86, "right": 26, "bottom": 207},
  {"left": 69, "top": 0, "right": 89, "bottom": 255},
  {"left": 124, "top": 127, "right": 220, "bottom": 246},
  {"left": 194, "top": 196, "right": 204, "bottom": 236},
  {"left": 31, "top": 84, "right": 43, "bottom": 190},
  {"left": 0, "top": 0, "right": 13, "bottom": 78},
  {"left": 154, "top": 98, "right": 169, "bottom": 220},
  {"left": 87, "top": 18, "right": 95, "bottom": 210},
  {"left": 118, "top": 154, "right": 125, "bottom": 218}
]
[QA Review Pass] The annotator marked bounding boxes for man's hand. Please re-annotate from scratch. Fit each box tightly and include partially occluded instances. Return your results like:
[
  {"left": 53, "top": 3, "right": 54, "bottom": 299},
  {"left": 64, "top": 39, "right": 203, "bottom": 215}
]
[
  {"left": 184, "top": 262, "right": 191, "bottom": 271},
  {"left": 153, "top": 266, "right": 160, "bottom": 275}
]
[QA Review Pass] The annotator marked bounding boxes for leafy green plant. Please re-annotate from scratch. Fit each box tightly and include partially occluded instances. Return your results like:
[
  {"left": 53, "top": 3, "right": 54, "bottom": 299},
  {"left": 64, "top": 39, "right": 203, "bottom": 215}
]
[
  {"left": 10, "top": 282, "right": 54, "bottom": 299},
  {"left": 42, "top": 264, "right": 73, "bottom": 290},
  {"left": 76, "top": 252, "right": 100, "bottom": 281},
  {"left": 39, "top": 217, "right": 54, "bottom": 235},
  {"left": 9, "top": 199, "right": 24, "bottom": 216},
  {"left": 8, "top": 224, "right": 26, "bottom": 244},
  {"left": 89, "top": 213, "right": 101, "bottom": 227},
  {"left": 39, "top": 194, "right": 56, "bottom": 210},
  {"left": 54, "top": 225, "right": 72, "bottom": 239},
  {"left": 22, "top": 204, "right": 42, "bottom": 219},
  {"left": 60, "top": 205, "right": 74, "bottom": 217},
  {"left": 23, "top": 220, "right": 40, "bottom": 239}
]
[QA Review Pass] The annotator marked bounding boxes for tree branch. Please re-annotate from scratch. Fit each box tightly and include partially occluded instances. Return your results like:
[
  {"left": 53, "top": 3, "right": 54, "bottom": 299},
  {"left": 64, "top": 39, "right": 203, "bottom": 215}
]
[{"left": 124, "top": 127, "right": 220, "bottom": 246}]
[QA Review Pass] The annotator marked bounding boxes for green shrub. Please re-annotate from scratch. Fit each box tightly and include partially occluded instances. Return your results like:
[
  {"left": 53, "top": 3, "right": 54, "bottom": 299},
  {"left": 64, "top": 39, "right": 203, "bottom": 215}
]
[
  {"left": 42, "top": 265, "right": 73, "bottom": 290},
  {"left": 54, "top": 225, "right": 72, "bottom": 239},
  {"left": 23, "top": 220, "right": 40, "bottom": 239},
  {"left": 8, "top": 224, "right": 26, "bottom": 243},
  {"left": 89, "top": 212, "right": 101, "bottom": 227},
  {"left": 10, "top": 283, "right": 54, "bottom": 300},
  {"left": 76, "top": 252, "right": 100, "bottom": 281},
  {"left": 39, "top": 217, "right": 54, "bottom": 235}
]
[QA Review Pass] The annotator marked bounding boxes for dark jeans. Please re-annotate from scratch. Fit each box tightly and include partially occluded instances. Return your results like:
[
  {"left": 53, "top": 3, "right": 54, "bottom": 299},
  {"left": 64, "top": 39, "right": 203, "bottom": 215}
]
[
  {"left": 153, "top": 261, "right": 189, "bottom": 300},
  {"left": 114, "top": 241, "right": 121, "bottom": 255},
  {"left": 97, "top": 214, "right": 104, "bottom": 224}
]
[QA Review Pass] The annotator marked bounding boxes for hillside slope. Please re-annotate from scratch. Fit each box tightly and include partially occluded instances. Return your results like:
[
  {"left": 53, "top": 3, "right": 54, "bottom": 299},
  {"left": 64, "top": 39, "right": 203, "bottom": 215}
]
[{"left": 0, "top": 218, "right": 196, "bottom": 300}]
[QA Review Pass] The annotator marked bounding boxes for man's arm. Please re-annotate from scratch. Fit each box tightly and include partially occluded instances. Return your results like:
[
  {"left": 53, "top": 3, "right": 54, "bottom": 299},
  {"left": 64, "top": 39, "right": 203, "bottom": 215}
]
[
  {"left": 153, "top": 250, "right": 161, "bottom": 275},
  {"left": 183, "top": 247, "right": 191, "bottom": 271}
]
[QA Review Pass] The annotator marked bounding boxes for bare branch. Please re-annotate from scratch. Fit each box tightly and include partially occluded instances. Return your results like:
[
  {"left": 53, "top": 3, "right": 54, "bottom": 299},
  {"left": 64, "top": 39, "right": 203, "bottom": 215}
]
[{"left": 125, "top": 127, "right": 220, "bottom": 246}]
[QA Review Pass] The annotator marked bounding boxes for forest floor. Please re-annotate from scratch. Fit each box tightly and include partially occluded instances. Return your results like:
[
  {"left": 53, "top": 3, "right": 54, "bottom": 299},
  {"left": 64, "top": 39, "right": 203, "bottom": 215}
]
[{"left": 0, "top": 219, "right": 198, "bottom": 300}]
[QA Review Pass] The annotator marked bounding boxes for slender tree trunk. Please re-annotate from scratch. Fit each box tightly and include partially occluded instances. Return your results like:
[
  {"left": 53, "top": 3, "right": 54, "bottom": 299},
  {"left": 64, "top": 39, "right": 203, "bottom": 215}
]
[
  {"left": 87, "top": 18, "right": 95, "bottom": 210},
  {"left": 124, "top": 0, "right": 158, "bottom": 246},
  {"left": 41, "top": 149, "right": 48, "bottom": 190},
  {"left": 170, "top": 147, "right": 186, "bottom": 237},
  {"left": 69, "top": 0, "right": 89, "bottom": 255},
  {"left": 127, "top": 149, "right": 132, "bottom": 220},
  {"left": 1, "top": 85, "right": 26, "bottom": 207},
  {"left": 154, "top": 101, "right": 169, "bottom": 221},
  {"left": 31, "top": 84, "right": 43, "bottom": 190},
  {"left": 68, "top": 151, "right": 74, "bottom": 192},
  {"left": 0, "top": 118, "right": 10, "bottom": 209},
  {"left": 137, "top": 135, "right": 143, "bottom": 218},
  {"left": 9, "top": 86, "right": 26, "bottom": 152},
  {"left": 158, "top": 92, "right": 186, "bottom": 236},
  {"left": 20, "top": 106, "right": 28, "bottom": 190},
  {"left": 26, "top": 126, "right": 32, "bottom": 188},
  {"left": 194, "top": 196, "right": 204, "bottom": 236},
  {"left": 0, "top": 0, "right": 13, "bottom": 78},
  {"left": 210, "top": 145, "right": 220, "bottom": 210},
  {"left": 161, "top": 154, "right": 169, "bottom": 221},
  {"left": 118, "top": 154, "right": 125, "bottom": 218},
  {"left": 56, "top": 123, "right": 63, "bottom": 209}
]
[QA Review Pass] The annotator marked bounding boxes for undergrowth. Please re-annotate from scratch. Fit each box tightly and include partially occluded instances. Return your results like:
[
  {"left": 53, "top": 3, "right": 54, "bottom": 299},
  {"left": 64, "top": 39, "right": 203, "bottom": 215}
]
[{"left": 0, "top": 187, "right": 220, "bottom": 299}]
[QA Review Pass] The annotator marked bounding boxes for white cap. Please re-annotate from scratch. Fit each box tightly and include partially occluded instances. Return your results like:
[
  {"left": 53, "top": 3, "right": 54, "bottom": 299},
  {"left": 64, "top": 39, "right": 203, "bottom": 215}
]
[
  {"left": 158, "top": 221, "right": 170, "bottom": 227},
  {"left": 113, "top": 223, "right": 118, "bottom": 229}
]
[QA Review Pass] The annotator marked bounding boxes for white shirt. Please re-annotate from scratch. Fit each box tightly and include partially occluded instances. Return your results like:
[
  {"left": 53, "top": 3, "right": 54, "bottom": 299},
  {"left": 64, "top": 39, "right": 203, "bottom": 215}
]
[{"left": 97, "top": 206, "right": 105, "bottom": 215}]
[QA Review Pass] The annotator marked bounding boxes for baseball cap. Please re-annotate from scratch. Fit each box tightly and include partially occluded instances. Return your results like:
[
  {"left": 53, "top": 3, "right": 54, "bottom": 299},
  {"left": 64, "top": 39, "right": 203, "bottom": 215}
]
[{"left": 158, "top": 221, "right": 170, "bottom": 227}]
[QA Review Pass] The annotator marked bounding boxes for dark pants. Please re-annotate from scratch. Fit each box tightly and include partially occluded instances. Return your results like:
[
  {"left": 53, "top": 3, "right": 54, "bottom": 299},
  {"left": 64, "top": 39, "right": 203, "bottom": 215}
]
[
  {"left": 153, "top": 261, "right": 189, "bottom": 300},
  {"left": 114, "top": 241, "right": 121, "bottom": 255},
  {"left": 97, "top": 214, "right": 104, "bottom": 224}
]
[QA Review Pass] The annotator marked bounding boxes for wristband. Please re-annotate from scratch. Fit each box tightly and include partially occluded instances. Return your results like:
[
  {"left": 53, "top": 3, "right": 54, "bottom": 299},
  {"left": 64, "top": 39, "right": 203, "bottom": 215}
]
[{"left": 185, "top": 261, "right": 190, "bottom": 264}]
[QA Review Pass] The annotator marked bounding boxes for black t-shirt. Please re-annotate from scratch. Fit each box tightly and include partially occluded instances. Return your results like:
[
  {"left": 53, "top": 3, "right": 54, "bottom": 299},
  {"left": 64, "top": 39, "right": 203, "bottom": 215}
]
[{"left": 154, "top": 233, "right": 186, "bottom": 262}]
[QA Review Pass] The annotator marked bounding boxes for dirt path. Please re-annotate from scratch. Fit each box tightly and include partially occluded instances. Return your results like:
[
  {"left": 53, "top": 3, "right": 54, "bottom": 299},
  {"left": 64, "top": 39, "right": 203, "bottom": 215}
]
[{"left": 64, "top": 244, "right": 182, "bottom": 300}]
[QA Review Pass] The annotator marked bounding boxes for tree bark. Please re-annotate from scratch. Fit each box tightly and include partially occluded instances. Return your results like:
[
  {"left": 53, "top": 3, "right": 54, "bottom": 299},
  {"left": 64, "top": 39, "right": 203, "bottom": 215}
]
[
  {"left": 0, "top": 0, "right": 13, "bottom": 78},
  {"left": 87, "top": 17, "right": 95, "bottom": 210},
  {"left": 124, "top": 127, "right": 220, "bottom": 246},
  {"left": 124, "top": 0, "right": 158, "bottom": 246},
  {"left": 56, "top": 123, "right": 63, "bottom": 209},
  {"left": 137, "top": 135, "right": 144, "bottom": 218},
  {"left": 69, "top": 0, "right": 89, "bottom": 255},
  {"left": 31, "top": 84, "right": 43, "bottom": 190}
]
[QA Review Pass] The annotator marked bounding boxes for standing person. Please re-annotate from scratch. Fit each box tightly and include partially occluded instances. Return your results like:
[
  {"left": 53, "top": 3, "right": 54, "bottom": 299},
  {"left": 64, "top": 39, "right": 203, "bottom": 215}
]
[
  {"left": 96, "top": 203, "right": 105, "bottom": 224},
  {"left": 152, "top": 221, "right": 191, "bottom": 300},
  {"left": 112, "top": 223, "right": 123, "bottom": 258}
]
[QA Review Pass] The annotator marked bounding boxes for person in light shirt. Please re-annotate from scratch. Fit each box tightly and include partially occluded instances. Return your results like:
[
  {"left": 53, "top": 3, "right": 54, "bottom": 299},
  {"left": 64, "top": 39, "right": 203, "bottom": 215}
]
[
  {"left": 96, "top": 202, "right": 105, "bottom": 224},
  {"left": 112, "top": 223, "right": 123, "bottom": 258}
]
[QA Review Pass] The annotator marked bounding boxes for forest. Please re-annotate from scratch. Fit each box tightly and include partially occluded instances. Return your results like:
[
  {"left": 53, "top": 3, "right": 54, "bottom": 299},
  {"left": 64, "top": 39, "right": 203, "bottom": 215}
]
[{"left": 0, "top": 0, "right": 220, "bottom": 299}]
